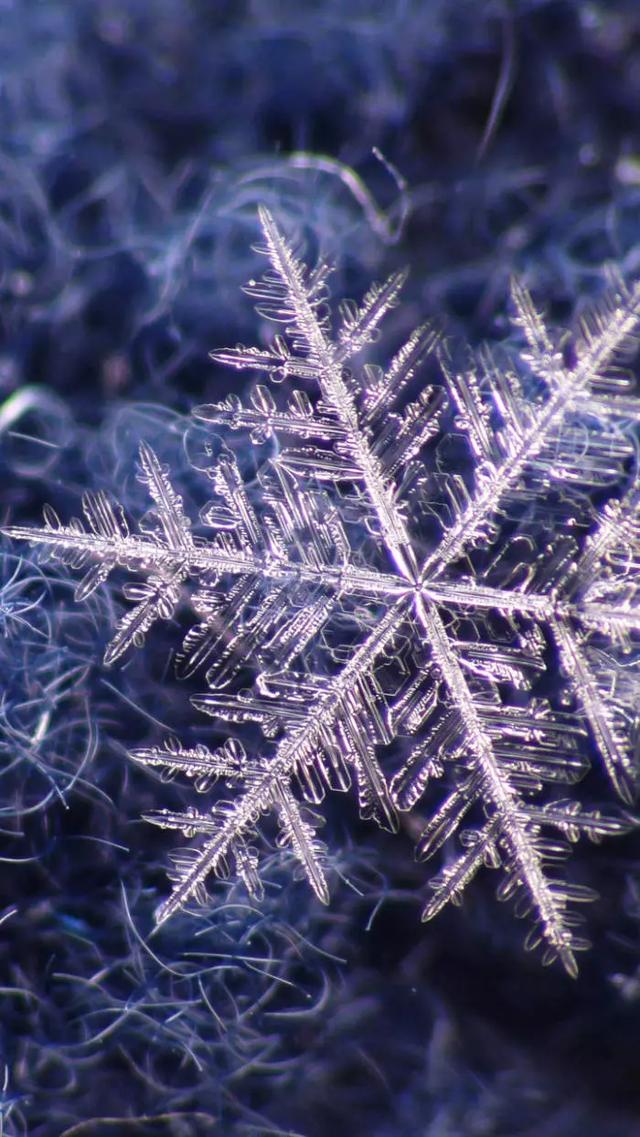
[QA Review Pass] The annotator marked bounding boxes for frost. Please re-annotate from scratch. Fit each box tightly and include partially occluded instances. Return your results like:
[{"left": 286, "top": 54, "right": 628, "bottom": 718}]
[{"left": 6, "top": 208, "right": 640, "bottom": 975}]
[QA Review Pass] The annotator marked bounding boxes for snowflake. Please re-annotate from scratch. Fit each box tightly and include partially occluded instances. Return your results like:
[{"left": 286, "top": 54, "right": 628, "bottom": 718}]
[{"left": 7, "top": 207, "right": 640, "bottom": 975}]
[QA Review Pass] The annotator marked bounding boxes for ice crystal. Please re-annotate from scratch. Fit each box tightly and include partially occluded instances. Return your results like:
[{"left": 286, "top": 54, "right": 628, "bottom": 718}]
[{"left": 7, "top": 207, "right": 640, "bottom": 975}]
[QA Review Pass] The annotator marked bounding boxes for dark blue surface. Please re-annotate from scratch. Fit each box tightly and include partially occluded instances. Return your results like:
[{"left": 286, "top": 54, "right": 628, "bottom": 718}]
[{"left": 1, "top": 2, "right": 640, "bottom": 1133}]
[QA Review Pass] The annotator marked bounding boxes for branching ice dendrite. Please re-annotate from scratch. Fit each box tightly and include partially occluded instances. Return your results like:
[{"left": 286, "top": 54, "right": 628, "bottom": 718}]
[{"left": 6, "top": 207, "right": 640, "bottom": 975}]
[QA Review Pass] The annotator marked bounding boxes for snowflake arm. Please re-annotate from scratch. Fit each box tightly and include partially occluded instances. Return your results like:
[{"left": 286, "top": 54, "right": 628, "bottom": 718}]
[
  {"left": 131, "top": 598, "right": 405, "bottom": 924},
  {"left": 422, "top": 275, "right": 640, "bottom": 575}
]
